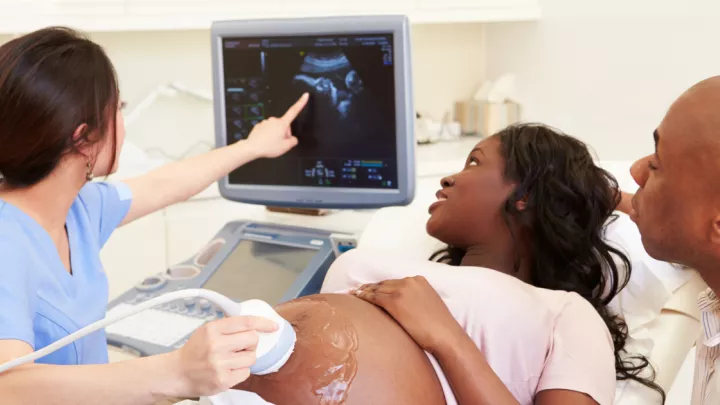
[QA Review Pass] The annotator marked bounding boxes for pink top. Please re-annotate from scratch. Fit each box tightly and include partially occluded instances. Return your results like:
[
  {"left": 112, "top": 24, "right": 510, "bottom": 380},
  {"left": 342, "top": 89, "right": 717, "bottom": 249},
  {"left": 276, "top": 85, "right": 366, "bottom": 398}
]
[{"left": 320, "top": 249, "right": 616, "bottom": 405}]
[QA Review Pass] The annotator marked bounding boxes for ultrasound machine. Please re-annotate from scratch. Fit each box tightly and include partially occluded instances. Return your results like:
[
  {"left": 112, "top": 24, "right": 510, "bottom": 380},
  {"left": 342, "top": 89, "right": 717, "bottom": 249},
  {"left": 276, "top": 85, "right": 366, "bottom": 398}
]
[{"left": 104, "top": 15, "right": 416, "bottom": 357}]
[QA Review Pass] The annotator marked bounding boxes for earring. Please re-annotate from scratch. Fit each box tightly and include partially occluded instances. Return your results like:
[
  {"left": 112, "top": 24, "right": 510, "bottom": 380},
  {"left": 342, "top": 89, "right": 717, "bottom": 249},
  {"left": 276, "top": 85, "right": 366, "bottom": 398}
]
[{"left": 86, "top": 160, "right": 94, "bottom": 181}]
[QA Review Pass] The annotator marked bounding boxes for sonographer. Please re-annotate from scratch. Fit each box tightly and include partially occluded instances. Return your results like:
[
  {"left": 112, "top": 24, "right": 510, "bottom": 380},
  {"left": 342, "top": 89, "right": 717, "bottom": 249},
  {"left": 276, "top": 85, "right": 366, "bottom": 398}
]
[{"left": 0, "top": 27, "right": 308, "bottom": 404}]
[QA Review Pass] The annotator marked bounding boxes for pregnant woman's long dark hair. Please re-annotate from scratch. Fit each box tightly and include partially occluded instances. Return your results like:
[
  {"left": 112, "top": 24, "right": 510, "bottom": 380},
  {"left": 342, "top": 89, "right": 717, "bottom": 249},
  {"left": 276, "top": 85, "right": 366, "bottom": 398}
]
[{"left": 431, "top": 124, "right": 665, "bottom": 402}]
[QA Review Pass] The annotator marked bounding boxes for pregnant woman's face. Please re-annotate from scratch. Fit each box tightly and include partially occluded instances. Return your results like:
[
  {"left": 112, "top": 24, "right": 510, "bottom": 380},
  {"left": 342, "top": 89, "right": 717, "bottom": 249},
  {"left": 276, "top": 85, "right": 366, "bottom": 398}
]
[{"left": 238, "top": 296, "right": 360, "bottom": 404}]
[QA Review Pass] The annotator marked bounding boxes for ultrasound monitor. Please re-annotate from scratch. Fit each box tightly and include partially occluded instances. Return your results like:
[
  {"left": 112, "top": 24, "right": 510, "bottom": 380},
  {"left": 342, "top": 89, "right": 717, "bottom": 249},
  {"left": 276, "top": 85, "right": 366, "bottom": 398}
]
[{"left": 211, "top": 15, "right": 415, "bottom": 209}]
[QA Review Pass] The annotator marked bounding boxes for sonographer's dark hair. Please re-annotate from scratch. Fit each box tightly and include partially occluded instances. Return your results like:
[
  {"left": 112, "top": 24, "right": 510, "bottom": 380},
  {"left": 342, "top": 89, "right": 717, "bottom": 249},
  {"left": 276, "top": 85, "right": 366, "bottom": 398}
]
[
  {"left": 0, "top": 27, "right": 119, "bottom": 187},
  {"left": 430, "top": 123, "right": 665, "bottom": 402}
]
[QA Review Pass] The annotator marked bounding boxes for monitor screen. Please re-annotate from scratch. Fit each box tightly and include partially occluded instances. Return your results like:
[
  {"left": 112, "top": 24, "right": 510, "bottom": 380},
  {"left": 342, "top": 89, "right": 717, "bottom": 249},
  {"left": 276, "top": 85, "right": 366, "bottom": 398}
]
[
  {"left": 203, "top": 239, "right": 317, "bottom": 305},
  {"left": 211, "top": 16, "right": 415, "bottom": 209},
  {"left": 222, "top": 35, "right": 398, "bottom": 190}
]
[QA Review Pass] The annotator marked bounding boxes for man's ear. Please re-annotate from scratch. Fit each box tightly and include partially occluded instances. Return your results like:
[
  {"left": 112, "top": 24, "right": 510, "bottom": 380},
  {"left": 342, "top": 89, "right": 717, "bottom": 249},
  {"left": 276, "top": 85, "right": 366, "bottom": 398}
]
[{"left": 710, "top": 215, "right": 720, "bottom": 245}]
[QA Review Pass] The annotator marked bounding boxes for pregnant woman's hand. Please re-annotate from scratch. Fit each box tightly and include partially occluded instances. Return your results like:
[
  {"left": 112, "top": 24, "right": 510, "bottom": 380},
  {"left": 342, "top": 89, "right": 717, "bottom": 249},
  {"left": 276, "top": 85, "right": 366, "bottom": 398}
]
[
  {"left": 169, "top": 315, "right": 278, "bottom": 397},
  {"left": 353, "top": 277, "right": 465, "bottom": 354}
]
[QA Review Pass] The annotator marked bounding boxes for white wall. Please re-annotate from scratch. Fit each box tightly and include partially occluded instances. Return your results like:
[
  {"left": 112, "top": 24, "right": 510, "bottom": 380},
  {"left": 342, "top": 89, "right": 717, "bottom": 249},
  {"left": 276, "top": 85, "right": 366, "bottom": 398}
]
[
  {"left": 484, "top": 0, "right": 720, "bottom": 160},
  {"left": 1, "top": 23, "right": 485, "bottom": 158}
]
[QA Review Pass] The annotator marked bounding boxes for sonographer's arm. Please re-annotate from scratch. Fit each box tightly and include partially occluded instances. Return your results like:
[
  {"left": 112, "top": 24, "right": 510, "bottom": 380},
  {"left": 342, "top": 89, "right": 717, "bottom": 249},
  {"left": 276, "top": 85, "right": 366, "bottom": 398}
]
[
  {"left": 0, "top": 340, "right": 182, "bottom": 405},
  {"left": 120, "top": 93, "right": 308, "bottom": 226},
  {"left": 0, "top": 316, "right": 276, "bottom": 405}
]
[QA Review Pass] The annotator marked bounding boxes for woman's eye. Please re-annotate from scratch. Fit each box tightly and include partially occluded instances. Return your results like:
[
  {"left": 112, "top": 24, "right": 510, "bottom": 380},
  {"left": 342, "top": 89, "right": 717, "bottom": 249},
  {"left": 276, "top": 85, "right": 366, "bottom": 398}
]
[{"left": 466, "top": 158, "right": 479, "bottom": 167}]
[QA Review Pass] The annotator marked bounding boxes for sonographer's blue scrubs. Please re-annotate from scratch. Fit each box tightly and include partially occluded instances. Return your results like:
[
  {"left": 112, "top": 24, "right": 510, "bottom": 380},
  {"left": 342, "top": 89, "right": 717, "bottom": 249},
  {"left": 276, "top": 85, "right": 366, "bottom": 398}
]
[{"left": 0, "top": 181, "right": 132, "bottom": 365}]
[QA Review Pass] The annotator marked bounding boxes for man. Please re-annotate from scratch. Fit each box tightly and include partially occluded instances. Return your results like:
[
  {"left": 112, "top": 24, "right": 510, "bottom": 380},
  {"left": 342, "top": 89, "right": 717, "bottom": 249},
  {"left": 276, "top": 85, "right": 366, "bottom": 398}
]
[{"left": 627, "top": 76, "right": 720, "bottom": 404}]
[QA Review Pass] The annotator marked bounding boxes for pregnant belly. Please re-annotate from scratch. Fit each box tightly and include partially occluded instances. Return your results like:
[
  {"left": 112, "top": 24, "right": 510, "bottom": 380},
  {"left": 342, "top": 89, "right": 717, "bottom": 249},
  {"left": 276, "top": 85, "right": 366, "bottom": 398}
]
[{"left": 234, "top": 293, "right": 446, "bottom": 405}]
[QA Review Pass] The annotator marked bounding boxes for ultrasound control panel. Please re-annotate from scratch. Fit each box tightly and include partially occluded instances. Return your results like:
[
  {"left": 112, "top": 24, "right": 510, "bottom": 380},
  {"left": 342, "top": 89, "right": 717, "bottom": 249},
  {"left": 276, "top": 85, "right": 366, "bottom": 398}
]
[{"left": 105, "top": 221, "right": 339, "bottom": 357}]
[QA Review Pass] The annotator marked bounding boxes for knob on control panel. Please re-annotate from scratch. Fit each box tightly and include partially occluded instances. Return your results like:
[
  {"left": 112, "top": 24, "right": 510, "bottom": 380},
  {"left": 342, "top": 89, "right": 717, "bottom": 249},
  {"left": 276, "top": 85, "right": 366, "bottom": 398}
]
[
  {"left": 135, "top": 275, "right": 166, "bottom": 292},
  {"left": 198, "top": 299, "right": 212, "bottom": 311}
]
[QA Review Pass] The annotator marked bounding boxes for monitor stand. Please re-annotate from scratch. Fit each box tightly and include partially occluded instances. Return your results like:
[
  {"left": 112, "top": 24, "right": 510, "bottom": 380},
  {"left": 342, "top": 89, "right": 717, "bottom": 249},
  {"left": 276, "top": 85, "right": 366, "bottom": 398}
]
[{"left": 265, "top": 206, "right": 330, "bottom": 216}]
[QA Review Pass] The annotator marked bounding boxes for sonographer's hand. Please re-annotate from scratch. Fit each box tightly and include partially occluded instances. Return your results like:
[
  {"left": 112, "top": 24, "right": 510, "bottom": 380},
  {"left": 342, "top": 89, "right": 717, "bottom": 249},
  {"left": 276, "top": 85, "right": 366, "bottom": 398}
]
[
  {"left": 169, "top": 316, "right": 278, "bottom": 397},
  {"left": 244, "top": 93, "right": 309, "bottom": 159}
]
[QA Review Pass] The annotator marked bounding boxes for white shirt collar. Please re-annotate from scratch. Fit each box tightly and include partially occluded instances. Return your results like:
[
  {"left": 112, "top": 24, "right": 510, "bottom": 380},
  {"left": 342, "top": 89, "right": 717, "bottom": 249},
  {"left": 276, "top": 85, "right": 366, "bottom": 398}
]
[{"left": 698, "top": 288, "right": 720, "bottom": 347}]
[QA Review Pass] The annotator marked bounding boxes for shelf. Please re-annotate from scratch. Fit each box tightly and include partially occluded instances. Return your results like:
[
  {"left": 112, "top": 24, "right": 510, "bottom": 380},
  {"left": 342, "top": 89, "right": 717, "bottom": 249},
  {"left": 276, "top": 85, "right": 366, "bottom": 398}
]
[
  {"left": 0, "top": 2, "right": 541, "bottom": 34},
  {"left": 410, "top": 5, "right": 542, "bottom": 24}
]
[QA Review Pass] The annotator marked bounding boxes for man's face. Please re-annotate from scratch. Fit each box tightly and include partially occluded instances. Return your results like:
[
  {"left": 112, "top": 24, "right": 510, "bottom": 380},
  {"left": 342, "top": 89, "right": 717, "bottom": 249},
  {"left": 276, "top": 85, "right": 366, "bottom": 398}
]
[{"left": 630, "top": 100, "right": 710, "bottom": 266}]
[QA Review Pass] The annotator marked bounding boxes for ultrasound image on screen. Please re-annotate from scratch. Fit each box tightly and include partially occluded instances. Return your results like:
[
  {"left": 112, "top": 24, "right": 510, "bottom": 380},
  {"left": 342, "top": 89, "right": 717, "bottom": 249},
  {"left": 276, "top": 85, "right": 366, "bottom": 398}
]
[
  {"left": 222, "top": 35, "right": 398, "bottom": 189},
  {"left": 293, "top": 51, "right": 364, "bottom": 120}
]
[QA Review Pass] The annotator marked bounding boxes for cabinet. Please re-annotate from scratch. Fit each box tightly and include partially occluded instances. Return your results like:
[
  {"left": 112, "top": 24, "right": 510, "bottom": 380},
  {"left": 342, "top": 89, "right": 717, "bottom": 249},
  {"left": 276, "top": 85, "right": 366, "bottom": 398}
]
[
  {"left": 1, "top": 0, "right": 541, "bottom": 34},
  {"left": 283, "top": 0, "right": 416, "bottom": 14},
  {"left": 417, "top": 0, "right": 538, "bottom": 8}
]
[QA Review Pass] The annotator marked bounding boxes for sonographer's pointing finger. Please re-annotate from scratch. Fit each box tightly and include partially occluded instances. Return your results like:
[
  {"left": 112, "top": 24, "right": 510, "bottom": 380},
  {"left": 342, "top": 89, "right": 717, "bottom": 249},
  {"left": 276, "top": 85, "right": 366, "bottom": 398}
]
[{"left": 280, "top": 92, "right": 310, "bottom": 125}]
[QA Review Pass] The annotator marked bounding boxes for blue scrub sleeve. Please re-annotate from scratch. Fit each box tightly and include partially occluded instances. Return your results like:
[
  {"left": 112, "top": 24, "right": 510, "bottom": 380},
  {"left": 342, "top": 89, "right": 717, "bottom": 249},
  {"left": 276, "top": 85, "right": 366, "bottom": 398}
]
[
  {"left": 0, "top": 241, "right": 36, "bottom": 347},
  {"left": 77, "top": 181, "right": 133, "bottom": 248}
]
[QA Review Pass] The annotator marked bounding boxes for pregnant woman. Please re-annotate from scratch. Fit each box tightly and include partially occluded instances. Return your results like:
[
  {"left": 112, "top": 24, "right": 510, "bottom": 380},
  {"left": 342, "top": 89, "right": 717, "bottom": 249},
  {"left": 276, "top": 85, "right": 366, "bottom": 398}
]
[{"left": 229, "top": 124, "right": 663, "bottom": 405}]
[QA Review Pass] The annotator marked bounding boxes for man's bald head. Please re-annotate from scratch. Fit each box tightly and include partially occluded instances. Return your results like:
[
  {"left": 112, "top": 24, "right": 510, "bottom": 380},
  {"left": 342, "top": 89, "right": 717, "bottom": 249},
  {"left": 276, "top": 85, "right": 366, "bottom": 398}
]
[
  {"left": 660, "top": 75, "right": 720, "bottom": 193},
  {"left": 630, "top": 76, "right": 720, "bottom": 290},
  {"left": 666, "top": 75, "right": 720, "bottom": 154}
]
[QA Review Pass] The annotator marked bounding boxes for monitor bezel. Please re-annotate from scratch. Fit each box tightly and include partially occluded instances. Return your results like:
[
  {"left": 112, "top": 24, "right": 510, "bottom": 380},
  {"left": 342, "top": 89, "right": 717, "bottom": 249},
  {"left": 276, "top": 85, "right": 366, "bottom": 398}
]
[{"left": 210, "top": 15, "right": 415, "bottom": 209}]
